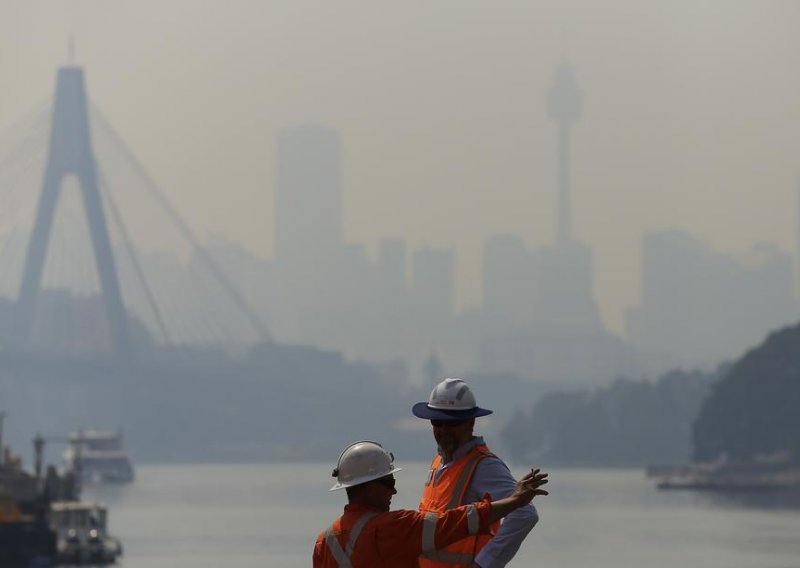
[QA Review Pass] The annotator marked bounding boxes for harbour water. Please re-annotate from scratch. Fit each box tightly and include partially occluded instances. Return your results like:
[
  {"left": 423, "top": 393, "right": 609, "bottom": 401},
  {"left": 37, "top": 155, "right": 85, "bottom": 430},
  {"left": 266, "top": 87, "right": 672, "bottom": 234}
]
[{"left": 82, "top": 462, "right": 800, "bottom": 568}]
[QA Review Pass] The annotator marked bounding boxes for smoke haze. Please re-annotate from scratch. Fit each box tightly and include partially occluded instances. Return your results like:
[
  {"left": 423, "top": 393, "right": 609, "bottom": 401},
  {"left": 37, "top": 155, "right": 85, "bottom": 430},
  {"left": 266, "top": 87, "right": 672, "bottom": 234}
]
[{"left": 1, "top": 0, "right": 799, "bottom": 335}]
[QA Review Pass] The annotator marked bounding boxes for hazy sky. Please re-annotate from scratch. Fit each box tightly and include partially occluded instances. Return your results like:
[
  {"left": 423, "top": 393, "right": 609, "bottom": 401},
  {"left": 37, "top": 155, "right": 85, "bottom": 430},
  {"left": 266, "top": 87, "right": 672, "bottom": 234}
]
[{"left": 1, "top": 1, "right": 799, "bottom": 333}]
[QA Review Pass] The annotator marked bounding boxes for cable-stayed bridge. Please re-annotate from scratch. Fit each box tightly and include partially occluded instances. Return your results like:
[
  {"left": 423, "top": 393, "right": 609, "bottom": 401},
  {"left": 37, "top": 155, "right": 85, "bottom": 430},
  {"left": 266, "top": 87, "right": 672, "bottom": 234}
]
[
  {"left": 0, "top": 66, "right": 270, "bottom": 360},
  {"left": 0, "top": 66, "right": 424, "bottom": 463}
]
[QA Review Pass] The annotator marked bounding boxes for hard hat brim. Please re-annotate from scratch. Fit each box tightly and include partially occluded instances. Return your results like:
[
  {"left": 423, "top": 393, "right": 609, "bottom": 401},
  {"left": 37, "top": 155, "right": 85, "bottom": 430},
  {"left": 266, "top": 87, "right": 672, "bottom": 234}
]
[
  {"left": 411, "top": 402, "right": 493, "bottom": 420},
  {"left": 329, "top": 466, "right": 402, "bottom": 491}
]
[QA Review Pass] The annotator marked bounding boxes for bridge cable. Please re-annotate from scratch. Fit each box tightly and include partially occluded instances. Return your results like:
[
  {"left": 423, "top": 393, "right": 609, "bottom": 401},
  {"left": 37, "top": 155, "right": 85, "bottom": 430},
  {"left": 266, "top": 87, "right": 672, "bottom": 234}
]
[
  {"left": 90, "top": 104, "right": 272, "bottom": 343},
  {"left": 97, "top": 168, "right": 172, "bottom": 345}
]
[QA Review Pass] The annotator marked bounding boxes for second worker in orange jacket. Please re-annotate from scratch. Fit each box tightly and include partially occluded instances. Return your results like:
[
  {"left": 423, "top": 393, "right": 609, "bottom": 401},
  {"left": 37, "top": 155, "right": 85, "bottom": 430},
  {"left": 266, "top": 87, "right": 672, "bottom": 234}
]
[{"left": 313, "top": 440, "right": 548, "bottom": 568}]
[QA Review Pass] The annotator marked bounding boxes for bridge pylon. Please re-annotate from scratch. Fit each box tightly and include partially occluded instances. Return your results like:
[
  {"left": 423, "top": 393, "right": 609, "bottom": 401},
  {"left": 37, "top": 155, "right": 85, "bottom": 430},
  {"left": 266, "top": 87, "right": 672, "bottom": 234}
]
[{"left": 12, "top": 66, "right": 131, "bottom": 358}]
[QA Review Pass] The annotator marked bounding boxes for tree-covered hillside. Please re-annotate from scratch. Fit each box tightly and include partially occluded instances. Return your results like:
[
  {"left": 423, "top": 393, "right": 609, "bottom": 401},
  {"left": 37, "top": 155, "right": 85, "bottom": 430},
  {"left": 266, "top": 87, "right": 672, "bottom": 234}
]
[
  {"left": 693, "top": 324, "right": 800, "bottom": 463},
  {"left": 501, "top": 370, "right": 715, "bottom": 466}
]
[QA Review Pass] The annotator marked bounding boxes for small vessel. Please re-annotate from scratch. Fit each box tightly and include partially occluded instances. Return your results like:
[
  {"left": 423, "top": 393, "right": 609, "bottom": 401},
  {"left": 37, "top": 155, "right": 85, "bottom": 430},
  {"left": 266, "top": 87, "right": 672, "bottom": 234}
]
[
  {"left": 50, "top": 501, "right": 123, "bottom": 565},
  {"left": 0, "top": 414, "right": 124, "bottom": 565},
  {"left": 0, "top": 488, "right": 57, "bottom": 567},
  {"left": 651, "top": 452, "right": 800, "bottom": 491},
  {"left": 0, "top": 440, "right": 69, "bottom": 566},
  {"left": 64, "top": 430, "right": 134, "bottom": 484}
]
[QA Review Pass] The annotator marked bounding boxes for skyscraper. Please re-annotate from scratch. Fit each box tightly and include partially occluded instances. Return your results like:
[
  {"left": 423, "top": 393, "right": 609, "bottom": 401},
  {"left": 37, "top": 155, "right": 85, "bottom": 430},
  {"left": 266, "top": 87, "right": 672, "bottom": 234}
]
[
  {"left": 626, "top": 230, "right": 797, "bottom": 371},
  {"left": 482, "top": 234, "right": 536, "bottom": 325},
  {"left": 275, "top": 125, "right": 343, "bottom": 273},
  {"left": 273, "top": 125, "right": 344, "bottom": 335},
  {"left": 412, "top": 246, "right": 456, "bottom": 323}
]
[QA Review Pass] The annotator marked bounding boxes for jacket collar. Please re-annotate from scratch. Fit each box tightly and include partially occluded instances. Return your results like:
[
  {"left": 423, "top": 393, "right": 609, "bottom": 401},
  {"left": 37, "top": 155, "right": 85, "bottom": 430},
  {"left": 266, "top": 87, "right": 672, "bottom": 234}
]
[{"left": 438, "top": 435, "right": 485, "bottom": 465}]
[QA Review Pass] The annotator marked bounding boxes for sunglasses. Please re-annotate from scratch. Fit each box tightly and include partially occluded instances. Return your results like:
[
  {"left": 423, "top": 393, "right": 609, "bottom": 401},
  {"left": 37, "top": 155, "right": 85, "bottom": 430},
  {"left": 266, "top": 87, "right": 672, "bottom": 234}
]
[
  {"left": 372, "top": 476, "right": 396, "bottom": 490},
  {"left": 430, "top": 419, "right": 469, "bottom": 428}
]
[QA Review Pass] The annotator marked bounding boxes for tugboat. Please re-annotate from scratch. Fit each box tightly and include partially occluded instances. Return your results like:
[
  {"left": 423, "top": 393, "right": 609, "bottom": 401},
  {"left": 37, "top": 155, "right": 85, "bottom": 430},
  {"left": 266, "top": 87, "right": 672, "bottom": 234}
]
[
  {"left": 0, "top": 490, "right": 57, "bottom": 568},
  {"left": 0, "top": 442, "right": 59, "bottom": 567},
  {"left": 50, "top": 501, "right": 123, "bottom": 564},
  {"left": 0, "top": 415, "right": 124, "bottom": 565},
  {"left": 63, "top": 430, "right": 134, "bottom": 484}
]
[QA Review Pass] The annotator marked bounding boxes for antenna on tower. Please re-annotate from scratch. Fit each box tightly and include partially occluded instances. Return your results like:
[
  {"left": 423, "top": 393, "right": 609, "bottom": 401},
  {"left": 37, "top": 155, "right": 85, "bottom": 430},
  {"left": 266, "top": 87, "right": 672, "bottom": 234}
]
[{"left": 68, "top": 36, "right": 75, "bottom": 64}]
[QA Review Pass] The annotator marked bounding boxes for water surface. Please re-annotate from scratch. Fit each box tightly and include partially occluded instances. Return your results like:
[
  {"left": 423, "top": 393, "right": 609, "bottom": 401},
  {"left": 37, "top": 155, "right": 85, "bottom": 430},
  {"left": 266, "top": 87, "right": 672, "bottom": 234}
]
[{"left": 83, "top": 463, "right": 800, "bottom": 568}]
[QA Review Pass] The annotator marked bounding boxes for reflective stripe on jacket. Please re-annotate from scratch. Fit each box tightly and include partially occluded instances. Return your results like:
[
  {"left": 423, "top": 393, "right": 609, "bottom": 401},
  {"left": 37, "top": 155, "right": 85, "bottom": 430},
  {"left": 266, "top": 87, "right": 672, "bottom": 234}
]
[
  {"left": 313, "top": 500, "right": 490, "bottom": 568},
  {"left": 418, "top": 444, "right": 499, "bottom": 567}
]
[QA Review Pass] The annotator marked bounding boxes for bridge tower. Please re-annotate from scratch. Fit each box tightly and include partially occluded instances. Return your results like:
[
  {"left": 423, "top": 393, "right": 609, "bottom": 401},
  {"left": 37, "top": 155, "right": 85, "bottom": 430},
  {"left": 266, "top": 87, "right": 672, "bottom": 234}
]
[{"left": 12, "top": 66, "right": 131, "bottom": 357}]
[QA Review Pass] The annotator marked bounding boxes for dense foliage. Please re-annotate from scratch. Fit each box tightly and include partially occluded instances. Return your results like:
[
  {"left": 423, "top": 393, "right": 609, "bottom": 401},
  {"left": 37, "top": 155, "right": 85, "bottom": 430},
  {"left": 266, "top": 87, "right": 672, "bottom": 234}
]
[
  {"left": 501, "top": 370, "right": 714, "bottom": 466},
  {"left": 693, "top": 324, "right": 800, "bottom": 463}
]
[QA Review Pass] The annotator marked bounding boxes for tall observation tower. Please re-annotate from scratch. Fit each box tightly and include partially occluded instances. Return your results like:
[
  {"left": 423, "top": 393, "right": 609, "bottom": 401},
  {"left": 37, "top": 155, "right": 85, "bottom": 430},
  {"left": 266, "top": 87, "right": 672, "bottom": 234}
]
[
  {"left": 547, "top": 62, "right": 582, "bottom": 244},
  {"left": 533, "top": 62, "right": 602, "bottom": 332},
  {"left": 477, "top": 61, "right": 635, "bottom": 382}
]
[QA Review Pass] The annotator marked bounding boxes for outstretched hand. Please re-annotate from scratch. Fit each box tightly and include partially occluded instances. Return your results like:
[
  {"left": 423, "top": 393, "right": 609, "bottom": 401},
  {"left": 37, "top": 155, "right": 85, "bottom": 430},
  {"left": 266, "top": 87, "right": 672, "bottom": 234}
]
[
  {"left": 486, "top": 467, "right": 549, "bottom": 524},
  {"left": 513, "top": 468, "right": 549, "bottom": 504}
]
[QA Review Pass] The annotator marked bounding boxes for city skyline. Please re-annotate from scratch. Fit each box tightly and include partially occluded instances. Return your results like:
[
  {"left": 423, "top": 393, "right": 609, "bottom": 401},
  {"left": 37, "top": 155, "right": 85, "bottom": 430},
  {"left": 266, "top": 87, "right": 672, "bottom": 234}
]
[
  {"left": 0, "top": 68, "right": 794, "bottom": 382},
  {"left": 1, "top": 1, "right": 800, "bottom": 333}
]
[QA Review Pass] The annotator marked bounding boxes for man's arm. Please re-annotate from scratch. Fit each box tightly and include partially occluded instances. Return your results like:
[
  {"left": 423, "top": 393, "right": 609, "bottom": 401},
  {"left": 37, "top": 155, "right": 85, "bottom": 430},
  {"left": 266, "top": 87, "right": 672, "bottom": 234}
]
[
  {"left": 468, "top": 457, "right": 540, "bottom": 568},
  {"left": 312, "top": 532, "right": 326, "bottom": 567},
  {"left": 385, "top": 470, "right": 546, "bottom": 562},
  {"left": 380, "top": 501, "right": 491, "bottom": 560}
]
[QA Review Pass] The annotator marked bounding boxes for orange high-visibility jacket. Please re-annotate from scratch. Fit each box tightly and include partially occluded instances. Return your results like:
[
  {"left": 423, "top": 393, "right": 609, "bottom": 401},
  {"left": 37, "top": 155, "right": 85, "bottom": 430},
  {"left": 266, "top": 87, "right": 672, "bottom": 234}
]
[
  {"left": 313, "top": 499, "right": 492, "bottom": 568},
  {"left": 418, "top": 444, "right": 499, "bottom": 567}
]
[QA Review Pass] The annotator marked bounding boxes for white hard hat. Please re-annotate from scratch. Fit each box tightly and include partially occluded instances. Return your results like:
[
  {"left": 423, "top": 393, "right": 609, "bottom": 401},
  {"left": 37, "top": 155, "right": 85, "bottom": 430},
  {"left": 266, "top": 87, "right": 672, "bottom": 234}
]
[
  {"left": 330, "top": 440, "right": 402, "bottom": 491},
  {"left": 412, "top": 378, "right": 493, "bottom": 420}
]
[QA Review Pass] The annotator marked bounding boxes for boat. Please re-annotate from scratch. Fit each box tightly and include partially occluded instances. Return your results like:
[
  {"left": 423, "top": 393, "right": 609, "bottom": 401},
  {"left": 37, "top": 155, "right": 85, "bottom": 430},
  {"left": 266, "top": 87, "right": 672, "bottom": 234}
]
[
  {"left": 0, "top": 447, "right": 64, "bottom": 567},
  {"left": 63, "top": 430, "right": 135, "bottom": 484},
  {"left": 0, "top": 486, "right": 57, "bottom": 567},
  {"left": 651, "top": 452, "right": 800, "bottom": 491},
  {"left": 0, "top": 416, "right": 124, "bottom": 566},
  {"left": 50, "top": 501, "right": 123, "bottom": 565}
]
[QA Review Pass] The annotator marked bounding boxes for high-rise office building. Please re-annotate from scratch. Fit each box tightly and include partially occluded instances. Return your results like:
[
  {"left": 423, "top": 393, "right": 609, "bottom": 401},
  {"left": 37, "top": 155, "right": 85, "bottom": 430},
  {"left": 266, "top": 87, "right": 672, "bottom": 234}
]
[
  {"left": 482, "top": 234, "right": 536, "bottom": 325},
  {"left": 412, "top": 246, "right": 456, "bottom": 322},
  {"left": 273, "top": 125, "right": 344, "bottom": 335},
  {"left": 626, "top": 230, "right": 796, "bottom": 371},
  {"left": 378, "top": 238, "right": 407, "bottom": 297},
  {"left": 275, "top": 125, "right": 343, "bottom": 269}
]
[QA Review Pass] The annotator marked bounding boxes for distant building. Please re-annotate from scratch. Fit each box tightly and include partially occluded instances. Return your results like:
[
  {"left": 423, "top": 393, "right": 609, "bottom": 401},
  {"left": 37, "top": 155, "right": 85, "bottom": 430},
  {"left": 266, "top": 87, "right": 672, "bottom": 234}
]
[
  {"left": 412, "top": 246, "right": 456, "bottom": 324},
  {"left": 532, "top": 61, "right": 603, "bottom": 333},
  {"left": 626, "top": 230, "right": 797, "bottom": 371},
  {"left": 482, "top": 234, "right": 536, "bottom": 326},
  {"left": 274, "top": 125, "right": 343, "bottom": 268},
  {"left": 273, "top": 125, "right": 345, "bottom": 339},
  {"left": 377, "top": 238, "right": 407, "bottom": 298},
  {"left": 534, "top": 240, "right": 602, "bottom": 332},
  {"left": 270, "top": 126, "right": 437, "bottom": 366},
  {"left": 472, "top": 62, "right": 633, "bottom": 383}
]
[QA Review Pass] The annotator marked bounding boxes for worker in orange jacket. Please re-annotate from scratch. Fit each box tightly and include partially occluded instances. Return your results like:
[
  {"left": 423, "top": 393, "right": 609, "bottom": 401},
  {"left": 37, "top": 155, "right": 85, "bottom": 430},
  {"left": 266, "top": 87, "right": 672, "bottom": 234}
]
[
  {"left": 413, "top": 378, "right": 543, "bottom": 568},
  {"left": 313, "top": 440, "right": 548, "bottom": 568}
]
